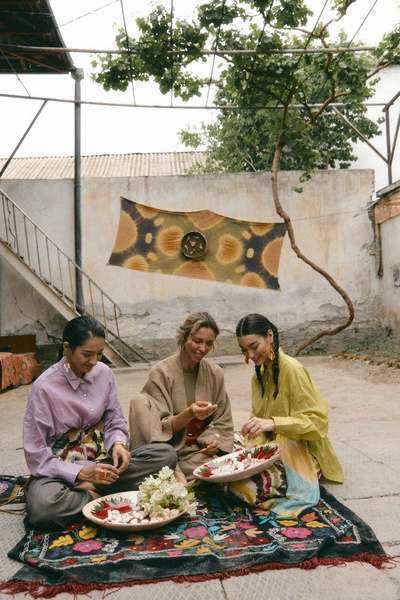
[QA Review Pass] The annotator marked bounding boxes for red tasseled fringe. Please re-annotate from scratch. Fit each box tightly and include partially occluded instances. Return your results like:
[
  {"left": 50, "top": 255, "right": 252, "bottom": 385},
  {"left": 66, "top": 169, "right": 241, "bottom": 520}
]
[{"left": 0, "top": 553, "right": 398, "bottom": 599}]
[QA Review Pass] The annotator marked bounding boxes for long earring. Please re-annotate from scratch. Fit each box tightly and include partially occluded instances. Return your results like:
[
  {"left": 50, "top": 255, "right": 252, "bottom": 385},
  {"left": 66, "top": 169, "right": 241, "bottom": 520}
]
[
  {"left": 244, "top": 356, "right": 249, "bottom": 364},
  {"left": 63, "top": 347, "right": 70, "bottom": 373},
  {"left": 269, "top": 348, "right": 275, "bottom": 361}
]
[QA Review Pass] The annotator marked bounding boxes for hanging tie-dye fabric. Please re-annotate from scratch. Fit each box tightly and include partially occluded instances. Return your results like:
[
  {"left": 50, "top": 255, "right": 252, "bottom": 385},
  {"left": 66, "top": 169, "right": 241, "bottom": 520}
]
[{"left": 108, "top": 197, "right": 286, "bottom": 289}]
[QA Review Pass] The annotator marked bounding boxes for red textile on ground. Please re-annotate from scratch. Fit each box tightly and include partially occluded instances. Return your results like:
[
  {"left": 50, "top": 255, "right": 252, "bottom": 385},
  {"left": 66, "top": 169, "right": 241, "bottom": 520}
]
[{"left": 0, "top": 352, "right": 41, "bottom": 391}]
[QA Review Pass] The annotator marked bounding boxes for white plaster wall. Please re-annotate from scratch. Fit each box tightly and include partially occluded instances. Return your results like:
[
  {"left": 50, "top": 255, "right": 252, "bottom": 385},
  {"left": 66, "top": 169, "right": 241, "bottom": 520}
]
[
  {"left": 380, "top": 215, "right": 400, "bottom": 330},
  {"left": 0, "top": 179, "right": 75, "bottom": 257},
  {"left": 0, "top": 179, "right": 75, "bottom": 344},
  {"left": 351, "top": 66, "right": 400, "bottom": 193},
  {"left": 1, "top": 169, "right": 380, "bottom": 357},
  {"left": 81, "top": 169, "right": 379, "bottom": 354}
]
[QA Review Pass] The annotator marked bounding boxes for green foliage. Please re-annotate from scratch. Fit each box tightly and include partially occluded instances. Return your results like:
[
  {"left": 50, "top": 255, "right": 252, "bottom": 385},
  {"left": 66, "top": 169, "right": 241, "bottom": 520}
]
[
  {"left": 373, "top": 24, "right": 400, "bottom": 64},
  {"left": 91, "top": 0, "right": 397, "bottom": 175}
]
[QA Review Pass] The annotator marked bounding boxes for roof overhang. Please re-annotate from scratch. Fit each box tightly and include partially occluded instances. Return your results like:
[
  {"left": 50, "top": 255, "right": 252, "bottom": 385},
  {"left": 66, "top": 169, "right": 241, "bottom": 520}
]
[{"left": 0, "top": 0, "right": 74, "bottom": 74}]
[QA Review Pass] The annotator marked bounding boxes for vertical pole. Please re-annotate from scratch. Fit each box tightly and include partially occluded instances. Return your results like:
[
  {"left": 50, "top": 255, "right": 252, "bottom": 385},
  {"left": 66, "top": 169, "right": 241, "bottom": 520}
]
[
  {"left": 71, "top": 68, "right": 85, "bottom": 310},
  {"left": 383, "top": 106, "right": 392, "bottom": 186}
]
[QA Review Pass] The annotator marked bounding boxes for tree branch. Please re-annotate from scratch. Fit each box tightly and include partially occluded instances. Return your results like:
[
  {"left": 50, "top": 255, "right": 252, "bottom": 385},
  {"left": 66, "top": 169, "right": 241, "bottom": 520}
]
[{"left": 270, "top": 95, "right": 355, "bottom": 355}]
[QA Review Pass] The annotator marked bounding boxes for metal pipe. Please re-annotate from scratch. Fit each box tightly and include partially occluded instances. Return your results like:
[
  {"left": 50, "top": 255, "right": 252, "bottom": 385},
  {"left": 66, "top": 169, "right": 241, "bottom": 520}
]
[
  {"left": 331, "top": 106, "right": 388, "bottom": 164},
  {"left": 0, "top": 43, "right": 379, "bottom": 56},
  {"left": 0, "top": 101, "right": 47, "bottom": 178},
  {"left": 0, "top": 91, "right": 388, "bottom": 111},
  {"left": 72, "top": 68, "right": 84, "bottom": 310},
  {"left": 389, "top": 109, "right": 400, "bottom": 168},
  {"left": 384, "top": 107, "right": 392, "bottom": 185}
]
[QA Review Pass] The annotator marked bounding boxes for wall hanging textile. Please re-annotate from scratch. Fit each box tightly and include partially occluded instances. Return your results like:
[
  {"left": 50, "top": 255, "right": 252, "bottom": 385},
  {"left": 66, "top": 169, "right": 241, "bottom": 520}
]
[{"left": 108, "top": 198, "right": 287, "bottom": 289}]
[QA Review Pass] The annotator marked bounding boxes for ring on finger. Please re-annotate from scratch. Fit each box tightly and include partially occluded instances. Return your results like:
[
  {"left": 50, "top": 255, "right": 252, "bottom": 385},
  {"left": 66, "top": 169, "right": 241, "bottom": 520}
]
[{"left": 99, "top": 469, "right": 109, "bottom": 480}]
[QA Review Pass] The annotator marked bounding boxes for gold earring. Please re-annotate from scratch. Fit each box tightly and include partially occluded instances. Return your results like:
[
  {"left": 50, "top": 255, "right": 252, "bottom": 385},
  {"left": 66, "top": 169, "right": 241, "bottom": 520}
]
[
  {"left": 269, "top": 348, "right": 275, "bottom": 361},
  {"left": 63, "top": 347, "right": 70, "bottom": 372},
  {"left": 244, "top": 356, "right": 249, "bottom": 364}
]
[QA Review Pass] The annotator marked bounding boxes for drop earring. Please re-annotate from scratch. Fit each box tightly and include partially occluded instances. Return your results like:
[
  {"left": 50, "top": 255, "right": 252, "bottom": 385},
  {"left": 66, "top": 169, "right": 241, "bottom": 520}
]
[
  {"left": 244, "top": 356, "right": 249, "bottom": 364},
  {"left": 63, "top": 347, "right": 70, "bottom": 373},
  {"left": 269, "top": 348, "right": 275, "bottom": 361}
]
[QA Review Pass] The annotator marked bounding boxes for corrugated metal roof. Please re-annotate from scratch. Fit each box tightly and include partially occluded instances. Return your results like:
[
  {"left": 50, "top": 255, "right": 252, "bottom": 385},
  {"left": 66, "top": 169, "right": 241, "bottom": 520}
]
[{"left": 0, "top": 152, "right": 206, "bottom": 180}]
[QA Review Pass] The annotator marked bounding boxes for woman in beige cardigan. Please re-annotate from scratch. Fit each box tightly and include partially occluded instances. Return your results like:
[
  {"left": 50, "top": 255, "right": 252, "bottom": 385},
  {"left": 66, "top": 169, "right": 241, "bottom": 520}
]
[{"left": 129, "top": 312, "right": 234, "bottom": 480}]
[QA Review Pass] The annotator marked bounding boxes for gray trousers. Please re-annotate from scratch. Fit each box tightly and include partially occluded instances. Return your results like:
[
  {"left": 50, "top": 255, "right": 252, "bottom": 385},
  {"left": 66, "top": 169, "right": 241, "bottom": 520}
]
[{"left": 26, "top": 443, "right": 177, "bottom": 531}]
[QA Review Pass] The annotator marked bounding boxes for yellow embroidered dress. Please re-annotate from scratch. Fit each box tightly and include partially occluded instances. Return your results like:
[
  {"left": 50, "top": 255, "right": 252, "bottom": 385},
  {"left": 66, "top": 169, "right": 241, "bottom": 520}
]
[{"left": 230, "top": 349, "right": 343, "bottom": 516}]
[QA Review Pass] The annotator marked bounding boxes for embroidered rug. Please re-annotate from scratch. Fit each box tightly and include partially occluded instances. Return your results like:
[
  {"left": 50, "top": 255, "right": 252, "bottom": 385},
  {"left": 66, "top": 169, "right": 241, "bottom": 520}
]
[{"left": 0, "top": 484, "right": 392, "bottom": 598}]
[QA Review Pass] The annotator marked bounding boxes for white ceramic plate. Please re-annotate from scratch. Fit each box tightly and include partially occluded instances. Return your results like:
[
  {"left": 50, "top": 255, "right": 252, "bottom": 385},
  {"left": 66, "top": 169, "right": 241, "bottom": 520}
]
[
  {"left": 193, "top": 443, "right": 284, "bottom": 483},
  {"left": 83, "top": 490, "right": 184, "bottom": 531}
]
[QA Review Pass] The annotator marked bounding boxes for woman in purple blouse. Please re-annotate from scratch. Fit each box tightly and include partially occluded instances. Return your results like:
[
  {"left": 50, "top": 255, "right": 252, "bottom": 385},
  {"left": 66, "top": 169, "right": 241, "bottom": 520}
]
[{"left": 23, "top": 315, "right": 177, "bottom": 531}]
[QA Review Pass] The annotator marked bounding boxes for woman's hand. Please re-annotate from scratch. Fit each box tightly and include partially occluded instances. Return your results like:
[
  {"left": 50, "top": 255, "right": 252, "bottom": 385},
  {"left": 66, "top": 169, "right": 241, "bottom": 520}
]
[
  {"left": 190, "top": 401, "right": 218, "bottom": 421},
  {"left": 200, "top": 439, "right": 220, "bottom": 455},
  {"left": 77, "top": 463, "right": 120, "bottom": 486},
  {"left": 241, "top": 417, "right": 275, "bottom": 440},
  {"left": 111, "top": 443, "right": 131, "bottom": 473},
  {"left": 172, "top": 401, "right": 218, "bottom": 434}
]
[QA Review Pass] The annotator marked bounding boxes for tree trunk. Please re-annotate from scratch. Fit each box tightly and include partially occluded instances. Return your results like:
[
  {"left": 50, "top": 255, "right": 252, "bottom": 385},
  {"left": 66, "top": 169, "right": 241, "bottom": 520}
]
[{"left": 270, "top": 141, "right": 354, "bottom": 355}]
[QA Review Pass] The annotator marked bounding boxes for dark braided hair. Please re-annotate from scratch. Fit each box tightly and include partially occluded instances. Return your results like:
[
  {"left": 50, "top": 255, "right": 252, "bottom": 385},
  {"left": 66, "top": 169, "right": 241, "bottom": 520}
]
[{"left": 236, "top": 314, "right": 280, "bottom": 399}]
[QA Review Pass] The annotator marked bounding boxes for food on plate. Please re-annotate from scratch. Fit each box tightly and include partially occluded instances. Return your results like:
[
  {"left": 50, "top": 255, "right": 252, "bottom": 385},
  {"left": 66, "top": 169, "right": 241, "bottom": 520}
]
[
  {"left": 196, "top": 445, "right": 278, "bottom": 478},
  {"left": 89, "top": 466, "right": 197, "bottom": 526},
  {"left": 90, "top": 497, "right": 180, "bottom": 525}
]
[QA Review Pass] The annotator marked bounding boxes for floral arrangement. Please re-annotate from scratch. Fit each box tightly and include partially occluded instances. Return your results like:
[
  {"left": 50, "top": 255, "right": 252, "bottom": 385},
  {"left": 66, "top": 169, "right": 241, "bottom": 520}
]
[
  {"left": 197, "top": 444, "right": 278, "bottom": 478},
  {"left": 91, "top": 467, "right": 197, "bottom": 525},
  {"left": 137, "top": 466, "right": 197, "bottom": 519}
]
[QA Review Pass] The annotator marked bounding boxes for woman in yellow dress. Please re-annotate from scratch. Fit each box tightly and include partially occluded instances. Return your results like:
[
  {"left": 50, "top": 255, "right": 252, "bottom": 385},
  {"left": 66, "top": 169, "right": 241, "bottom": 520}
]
[{"left": 231, "top": 313, "right": 343, "bottom": 516}]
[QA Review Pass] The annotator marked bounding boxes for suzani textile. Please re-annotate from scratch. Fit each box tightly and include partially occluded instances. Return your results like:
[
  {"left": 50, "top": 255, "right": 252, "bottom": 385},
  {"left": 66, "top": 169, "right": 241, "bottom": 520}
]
[
  {"left": 108, "top": 198, "right": 287, "bottom": 289},
  {"left": 0, "top": 485, "right": 391, "bottom": 598}
]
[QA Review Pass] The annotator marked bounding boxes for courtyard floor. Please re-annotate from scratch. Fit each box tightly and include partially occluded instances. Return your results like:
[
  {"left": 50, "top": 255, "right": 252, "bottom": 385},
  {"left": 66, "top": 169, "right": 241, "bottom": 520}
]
[{"left": 0, "top": 355, "right": 399, "bottom": 600}]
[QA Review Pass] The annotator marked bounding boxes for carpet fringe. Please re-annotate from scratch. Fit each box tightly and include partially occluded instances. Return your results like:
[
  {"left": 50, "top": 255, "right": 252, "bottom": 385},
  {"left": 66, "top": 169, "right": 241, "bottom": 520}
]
[{"left": 0, "top": 553, "right": 398, "bottom": 599}]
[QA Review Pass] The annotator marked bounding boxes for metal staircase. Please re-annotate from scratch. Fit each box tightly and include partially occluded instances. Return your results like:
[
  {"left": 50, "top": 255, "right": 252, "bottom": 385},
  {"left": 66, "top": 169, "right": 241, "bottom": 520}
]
[{"left": 0, "top": 188, "right": 145, "bottom": 367}]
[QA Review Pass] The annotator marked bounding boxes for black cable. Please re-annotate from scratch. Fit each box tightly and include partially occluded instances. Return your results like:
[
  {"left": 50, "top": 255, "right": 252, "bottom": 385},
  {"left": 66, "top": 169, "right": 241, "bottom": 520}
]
[
  {"left": 119, "top": 0, "right": 136, "bottom": 105},
  {"left": 205, "top": 0, "right": 227, "bottom": 107},
  {"left": 57, "top": 1, "right": 120, "bottom": 30}
]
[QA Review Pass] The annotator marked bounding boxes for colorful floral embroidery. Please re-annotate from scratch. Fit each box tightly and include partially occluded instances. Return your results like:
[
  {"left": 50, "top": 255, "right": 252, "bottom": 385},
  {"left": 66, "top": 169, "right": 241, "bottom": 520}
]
[{"left": 8, "top": 485, "right": 384, "bottom": 585}]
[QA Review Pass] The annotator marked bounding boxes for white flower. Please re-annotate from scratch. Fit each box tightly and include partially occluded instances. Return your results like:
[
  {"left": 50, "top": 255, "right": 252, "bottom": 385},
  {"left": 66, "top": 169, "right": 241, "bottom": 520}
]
[
  {"left": 159, "top": 466, "right": 175, "bottom": 480},
  {"left": 136, "top": 468, "right": 197, "bottom": 521}
]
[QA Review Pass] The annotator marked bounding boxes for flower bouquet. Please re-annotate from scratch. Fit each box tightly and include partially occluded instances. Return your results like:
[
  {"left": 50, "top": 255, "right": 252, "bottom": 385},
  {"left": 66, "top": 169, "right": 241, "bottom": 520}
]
[{"left": 137, "top": 466, "right": 197, "bottom": 520}]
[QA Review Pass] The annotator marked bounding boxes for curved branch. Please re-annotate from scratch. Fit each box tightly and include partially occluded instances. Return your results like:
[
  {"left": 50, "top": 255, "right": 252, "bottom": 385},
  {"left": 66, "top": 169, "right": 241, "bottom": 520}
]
[{"left": 271, "top": 136, "right": 354, "bottom": 356}]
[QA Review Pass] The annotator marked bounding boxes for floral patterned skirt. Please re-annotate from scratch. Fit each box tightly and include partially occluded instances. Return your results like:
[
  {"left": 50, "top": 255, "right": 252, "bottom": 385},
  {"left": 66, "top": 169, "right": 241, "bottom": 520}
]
[{"left": 228, "top": 434, "right": 322, "bottom": 516}]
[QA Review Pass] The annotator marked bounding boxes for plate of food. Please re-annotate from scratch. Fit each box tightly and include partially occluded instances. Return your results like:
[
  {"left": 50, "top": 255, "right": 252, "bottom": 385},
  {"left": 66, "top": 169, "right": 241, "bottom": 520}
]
[
  {"left": 193, "top": 442, "right": 284, "bottom": 483},
  {"left": 83, "top": 466, "right": 197, "bottom": 531},
  {"left": 83, "top": 490, "right": 185, "bottom": 531}
]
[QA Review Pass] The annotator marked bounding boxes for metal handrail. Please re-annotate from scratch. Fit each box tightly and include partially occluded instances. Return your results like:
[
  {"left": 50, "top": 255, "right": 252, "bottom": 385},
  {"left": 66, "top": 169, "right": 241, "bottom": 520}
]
[{"left": 0, "top": 188, "right": 145, "bottom": 362}]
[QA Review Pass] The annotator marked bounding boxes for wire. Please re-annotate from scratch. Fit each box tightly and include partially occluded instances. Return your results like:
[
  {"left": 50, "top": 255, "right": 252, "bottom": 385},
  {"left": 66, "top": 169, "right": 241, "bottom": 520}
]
[
  {"left": 275, "top": 0, "right": 329, "bottom": 109},
  {"left": 0, "top": 49, "right": 31, "bottom": 97},
  {"left": 57, "top": 1, "right": 120, "bottom": 30},
  {"left": 119, "top": 0, "right": 136, "bottom": 105},
  {"left": 205, "top": 0, "right": 227, "bottom": 107},
  {"left": 311, "top": 0, "right": 380, "bottom": 105}
]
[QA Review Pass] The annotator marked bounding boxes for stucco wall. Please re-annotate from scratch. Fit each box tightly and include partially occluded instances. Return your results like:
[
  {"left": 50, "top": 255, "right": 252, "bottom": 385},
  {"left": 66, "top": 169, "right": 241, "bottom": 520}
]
[{"left": 0, "top": 169, "right": 381, "bottom": 361}]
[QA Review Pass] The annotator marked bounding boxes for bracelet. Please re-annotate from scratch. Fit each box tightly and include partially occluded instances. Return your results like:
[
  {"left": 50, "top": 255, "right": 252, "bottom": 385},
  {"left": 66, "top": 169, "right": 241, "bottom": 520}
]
[{"left": 113, "top": 441, "right": 129, "bottom": 451}]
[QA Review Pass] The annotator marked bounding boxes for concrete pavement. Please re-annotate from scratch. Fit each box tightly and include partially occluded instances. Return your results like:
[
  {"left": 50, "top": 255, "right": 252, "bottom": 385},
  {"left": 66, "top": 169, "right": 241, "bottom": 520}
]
[{"left": 0, "top": 355, "right": 399, "bottom": 600}]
